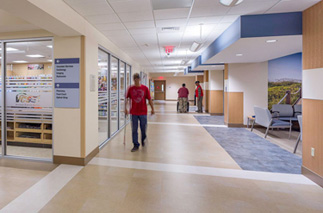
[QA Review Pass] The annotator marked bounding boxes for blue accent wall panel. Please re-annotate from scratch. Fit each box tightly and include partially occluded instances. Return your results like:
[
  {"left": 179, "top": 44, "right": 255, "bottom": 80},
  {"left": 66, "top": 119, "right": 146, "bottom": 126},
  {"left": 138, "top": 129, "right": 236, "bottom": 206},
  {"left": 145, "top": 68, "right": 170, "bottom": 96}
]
[
  {"left": 241, "top": 12, "right": 302, "bottom": 38},
  {"left": 201, "top": 17, "right": 241, "bottom": 64}
]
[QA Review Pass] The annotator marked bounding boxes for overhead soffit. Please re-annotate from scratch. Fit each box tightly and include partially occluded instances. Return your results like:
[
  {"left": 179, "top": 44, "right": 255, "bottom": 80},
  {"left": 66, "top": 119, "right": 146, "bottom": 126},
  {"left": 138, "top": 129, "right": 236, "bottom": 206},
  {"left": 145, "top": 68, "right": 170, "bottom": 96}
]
[{"left": 199, "top": 12, "right": 303, "bottom": 66}]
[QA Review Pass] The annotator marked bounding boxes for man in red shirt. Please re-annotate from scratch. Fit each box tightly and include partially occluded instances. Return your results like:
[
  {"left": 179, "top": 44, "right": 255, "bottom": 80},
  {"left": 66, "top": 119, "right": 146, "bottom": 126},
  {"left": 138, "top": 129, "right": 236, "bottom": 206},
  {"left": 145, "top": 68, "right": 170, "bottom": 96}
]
[
  {"left": 195, "top": 81, "right": 203, "bottom": 113},
  {"left": 177, "top": 83, "right": 189, "bottom": 113},
  {"left": 125, "top": 73, "right": 154, "bottom": 152}
]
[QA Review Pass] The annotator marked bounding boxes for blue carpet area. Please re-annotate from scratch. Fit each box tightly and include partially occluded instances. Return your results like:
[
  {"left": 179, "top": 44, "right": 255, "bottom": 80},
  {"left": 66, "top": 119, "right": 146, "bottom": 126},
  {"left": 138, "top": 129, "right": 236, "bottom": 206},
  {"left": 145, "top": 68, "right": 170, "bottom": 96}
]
[
  {"left": 195, "top": 116, "right": 302, "bottom": 174},
  {"left": 194, "top": 115, "right": 224, "bottom": 125}
]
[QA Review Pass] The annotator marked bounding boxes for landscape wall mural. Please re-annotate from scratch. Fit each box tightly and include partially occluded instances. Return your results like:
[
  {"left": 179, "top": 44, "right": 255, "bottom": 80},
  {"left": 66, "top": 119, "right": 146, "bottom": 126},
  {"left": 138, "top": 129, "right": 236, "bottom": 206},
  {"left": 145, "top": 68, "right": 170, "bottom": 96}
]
[{"left": 268, "top": 53, "right": 302, "bottom": 109}]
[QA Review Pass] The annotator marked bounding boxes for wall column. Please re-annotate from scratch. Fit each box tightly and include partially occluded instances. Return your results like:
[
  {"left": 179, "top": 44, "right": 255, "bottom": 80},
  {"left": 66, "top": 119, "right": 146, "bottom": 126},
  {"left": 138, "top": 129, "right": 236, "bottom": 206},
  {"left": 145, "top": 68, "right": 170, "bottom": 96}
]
[
  {"left": 208, "top": 70, "right": 224, "bottom": 115},
  {"left": 302, "top": 1, "right": 323, "bottom": 187},
  {"left": 224, "top": 63, "right": 268, "bottom": 127}
]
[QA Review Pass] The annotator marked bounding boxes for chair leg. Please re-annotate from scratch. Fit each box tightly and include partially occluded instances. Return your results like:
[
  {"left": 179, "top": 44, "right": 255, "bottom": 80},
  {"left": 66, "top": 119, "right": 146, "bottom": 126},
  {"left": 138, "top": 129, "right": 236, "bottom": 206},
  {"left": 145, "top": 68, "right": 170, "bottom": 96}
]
[
  {"left": 294, "top": 134, "right": 301, "bottom": 154},
  {"left": 265, "top": 126, "right": 270, "bottom": 138},
  {"left": 251, "top": 120, "right": 255, "bottom": 132},
  {"left": 289, "top": 125, "right": 292, "bottom": 140}
]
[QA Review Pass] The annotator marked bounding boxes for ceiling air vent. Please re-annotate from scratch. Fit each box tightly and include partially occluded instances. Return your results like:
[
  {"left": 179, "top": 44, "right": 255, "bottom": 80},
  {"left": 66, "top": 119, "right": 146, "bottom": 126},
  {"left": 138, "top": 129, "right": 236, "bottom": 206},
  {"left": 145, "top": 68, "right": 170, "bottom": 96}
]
[{"left": 161, "top": 27, "right": 180, "bottom": 32}]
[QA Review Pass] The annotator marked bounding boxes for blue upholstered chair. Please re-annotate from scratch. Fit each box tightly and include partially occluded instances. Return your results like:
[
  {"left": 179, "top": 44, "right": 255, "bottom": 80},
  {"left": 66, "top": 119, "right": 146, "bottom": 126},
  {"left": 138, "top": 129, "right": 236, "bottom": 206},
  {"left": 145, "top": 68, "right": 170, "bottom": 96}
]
[{"left": 252, "top": 106, "right": 292, "bottom": 138}]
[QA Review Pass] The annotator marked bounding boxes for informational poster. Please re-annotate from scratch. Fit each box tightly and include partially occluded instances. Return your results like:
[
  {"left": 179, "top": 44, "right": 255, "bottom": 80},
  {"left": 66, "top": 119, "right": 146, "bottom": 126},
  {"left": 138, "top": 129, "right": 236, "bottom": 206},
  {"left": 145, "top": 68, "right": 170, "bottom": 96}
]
[{"left": 54, "top": 58, "right": 80, "bottom": 108}]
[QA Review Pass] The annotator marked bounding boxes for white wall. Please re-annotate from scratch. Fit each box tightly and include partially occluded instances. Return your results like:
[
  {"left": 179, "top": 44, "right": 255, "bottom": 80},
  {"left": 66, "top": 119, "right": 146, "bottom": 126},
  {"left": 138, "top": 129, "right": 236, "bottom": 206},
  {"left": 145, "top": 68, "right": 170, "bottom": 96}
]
[
  {"left": 209, "top": 70, "right": 224, "bottom": 90},
  {"left": 150, "top": 75, "right": 195, "bottom": 100},
  {"left": 228, "top": 62, "right": 268, "bottom": 124}
]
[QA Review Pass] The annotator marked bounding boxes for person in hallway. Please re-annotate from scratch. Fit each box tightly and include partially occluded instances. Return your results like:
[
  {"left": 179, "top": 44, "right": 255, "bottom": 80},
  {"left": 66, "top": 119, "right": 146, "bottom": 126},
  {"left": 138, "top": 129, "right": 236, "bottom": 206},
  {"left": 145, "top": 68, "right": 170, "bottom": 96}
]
[
  {"left": 178, "top": 83, "right": 189, "bottom": 113},
  {"left": 125, "top": 73, "right": 155, "bottom": 152},
  {"left": 195, "top": 81, "right": 203, "bottom": 113}
]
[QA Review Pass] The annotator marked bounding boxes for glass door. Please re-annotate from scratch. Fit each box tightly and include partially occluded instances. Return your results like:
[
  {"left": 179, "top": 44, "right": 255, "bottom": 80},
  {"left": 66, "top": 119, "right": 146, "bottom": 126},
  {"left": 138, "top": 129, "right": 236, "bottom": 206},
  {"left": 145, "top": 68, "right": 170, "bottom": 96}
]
[
  {"left": 110, "top": 57, "right": 119, "bottom": 135},
  {"left": 119, "top": 62, "right": 125, "bottom": 128},
  {"left": 3, "top": 39, "right": 53, "bottom": 160},
  {"left": 98, "top": 49, "right": 109, "bottom": 144}
]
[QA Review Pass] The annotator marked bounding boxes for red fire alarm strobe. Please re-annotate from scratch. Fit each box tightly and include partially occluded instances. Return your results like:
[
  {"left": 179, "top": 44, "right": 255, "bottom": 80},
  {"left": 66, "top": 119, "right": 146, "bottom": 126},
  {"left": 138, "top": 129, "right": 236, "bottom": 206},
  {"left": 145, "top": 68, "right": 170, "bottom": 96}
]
[{"left": 164, "top": 46, "right": 174, "bottom": 54}]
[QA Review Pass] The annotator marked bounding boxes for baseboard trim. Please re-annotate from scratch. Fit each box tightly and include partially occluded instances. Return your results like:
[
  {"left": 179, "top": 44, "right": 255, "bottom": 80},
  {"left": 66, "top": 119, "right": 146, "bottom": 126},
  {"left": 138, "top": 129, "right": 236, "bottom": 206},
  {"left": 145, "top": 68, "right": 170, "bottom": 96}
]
[
  {"left": 54, "top": 146, "right": 99, "bottom": 166},
  {"left": 210, "top": 113, "right": 224, "bottom": 116},
  {"left": 302, "top": 166, "right": 323, "bottom": 187},
  {"left": 225, "top": 123, "right": 246, "bottom": 128}
]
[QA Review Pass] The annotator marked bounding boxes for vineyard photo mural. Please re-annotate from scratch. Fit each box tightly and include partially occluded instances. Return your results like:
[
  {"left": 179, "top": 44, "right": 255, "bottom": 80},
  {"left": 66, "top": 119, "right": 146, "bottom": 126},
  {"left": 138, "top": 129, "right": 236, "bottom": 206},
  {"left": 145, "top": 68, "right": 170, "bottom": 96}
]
[{"left": 268, "top": 53, "right": 302, "bottom": 109}]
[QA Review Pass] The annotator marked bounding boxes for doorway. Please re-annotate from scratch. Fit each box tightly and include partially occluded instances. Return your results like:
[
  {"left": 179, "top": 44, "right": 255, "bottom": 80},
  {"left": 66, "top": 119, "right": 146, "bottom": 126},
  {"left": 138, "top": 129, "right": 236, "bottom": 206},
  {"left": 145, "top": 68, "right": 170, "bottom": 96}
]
[
  {"left": 154, "top": 80, "right": 166, "bottom": 100},
  {"left": 1, "top": 38, "right": 53, "bottom": 160}
]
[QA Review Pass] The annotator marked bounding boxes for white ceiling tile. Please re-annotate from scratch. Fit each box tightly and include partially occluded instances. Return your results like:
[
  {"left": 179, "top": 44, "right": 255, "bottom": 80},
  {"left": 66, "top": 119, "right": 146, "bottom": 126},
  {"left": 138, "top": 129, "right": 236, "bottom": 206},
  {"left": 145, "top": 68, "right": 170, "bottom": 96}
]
[
  {"left": 190, "top": 2, "right": 230, "bottom": 17},
  {"left": 118, "top": 11, "right": 154, "bottom": 22},
  {"left": 108, "top": 0, "right": 152, "bottom": 13},
  {"left": 188, "top": 16, "right": 222, "bottom": 26},
  {"left": 96, "top": 22, "right": 125, "bottom": 31},
  {"left": 132, "top": 34, "right": 158, "bottom": 45},
  {"left": 220, "top": 15, "right": 240, "bottom": 23},
  {"left": 103, "top": 30, "right": 130, "bottom": 37},
  {"left": 69, "top": 2, "right": 115, "bottom": 16},
  {"left": 124, "top": 21, "right": 155, "bottom": 29},
  {"left": 154, "top": 8, "right": 190, "bottom": 20},
  {"left": 227, "top": 1, "right": 279, "bottom": 15},
  {"left": 85, "top": 14, "right": 120, "bottom": 24},
  {"left": 156, "top": 19, "right": 187, "bottom": 27},
  {"left": 266, "top": 0, "right": 320, "bottom": 13},
  {"left": 128, "top": 28, "right": 157, "bottom": 35}
]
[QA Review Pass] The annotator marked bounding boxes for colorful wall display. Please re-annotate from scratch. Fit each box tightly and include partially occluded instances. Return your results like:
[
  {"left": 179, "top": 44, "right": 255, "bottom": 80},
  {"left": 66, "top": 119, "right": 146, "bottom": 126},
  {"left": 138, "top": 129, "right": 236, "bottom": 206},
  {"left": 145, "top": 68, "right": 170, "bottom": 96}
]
[{"left": 268, "top": 53, "right": 302, "bottom": 109}]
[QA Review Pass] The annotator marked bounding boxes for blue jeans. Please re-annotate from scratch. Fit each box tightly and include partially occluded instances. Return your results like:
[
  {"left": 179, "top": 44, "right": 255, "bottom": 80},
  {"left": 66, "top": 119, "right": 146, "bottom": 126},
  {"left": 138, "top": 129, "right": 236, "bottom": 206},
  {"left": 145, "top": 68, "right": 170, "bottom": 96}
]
[{"left": 131, "top": 115, "right": 147, "bottom": 147}]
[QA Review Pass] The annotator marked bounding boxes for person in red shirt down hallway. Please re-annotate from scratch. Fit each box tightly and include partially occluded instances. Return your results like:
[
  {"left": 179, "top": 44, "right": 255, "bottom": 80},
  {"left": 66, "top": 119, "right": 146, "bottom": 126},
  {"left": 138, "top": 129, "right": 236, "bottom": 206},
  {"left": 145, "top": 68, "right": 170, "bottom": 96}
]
[
  {"left": 177, "top": 83, "right": 189, "bottom": 113},
  {"left": 195, "top": 81, "right": 203, "bottom": 113},
  {"left": 125, "top": 73, "right": 155, "bottom": 152}
]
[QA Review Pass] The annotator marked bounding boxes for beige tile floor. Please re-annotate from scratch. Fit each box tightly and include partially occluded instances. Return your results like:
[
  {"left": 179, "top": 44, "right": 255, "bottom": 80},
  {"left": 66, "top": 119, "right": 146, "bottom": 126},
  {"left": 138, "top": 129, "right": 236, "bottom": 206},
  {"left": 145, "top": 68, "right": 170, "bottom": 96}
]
[
  {"left": 0, "top": 159, "right": 54, "bottom": 209},
  {"left": 2, "top": 101, "right": 323, "bottom": 213}
]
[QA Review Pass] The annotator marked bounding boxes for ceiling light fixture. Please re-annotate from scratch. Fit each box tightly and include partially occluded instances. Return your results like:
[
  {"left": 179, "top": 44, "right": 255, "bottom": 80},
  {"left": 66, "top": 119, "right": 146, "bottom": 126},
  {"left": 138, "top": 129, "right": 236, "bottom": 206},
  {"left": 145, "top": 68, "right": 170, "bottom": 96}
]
[
  {"left": 26, "top": 54, "right": 45, "bottom": 58},
  {"left": 6, "top": 47, "right": 18, "bottom": 52},
  {"left": 220, "top": 0, "right": 244, "bottom": 7},
  {"left": 236, "top": 53, "right": 243, "bottom": 56},
  {"left": 47, "top": 45, "right": 53, "bottom": 48},
  {"left": 190, "top": 24, "right": 204, "bottom": 52},
  {"left": 266, "top": 39, "right": 277, "bottom": 43},
  {"left": 13, "top": 60, "right": 28, "bottom": 63},
  {"left": 48, "top": 59, "right": 53, "bottom": 62}
]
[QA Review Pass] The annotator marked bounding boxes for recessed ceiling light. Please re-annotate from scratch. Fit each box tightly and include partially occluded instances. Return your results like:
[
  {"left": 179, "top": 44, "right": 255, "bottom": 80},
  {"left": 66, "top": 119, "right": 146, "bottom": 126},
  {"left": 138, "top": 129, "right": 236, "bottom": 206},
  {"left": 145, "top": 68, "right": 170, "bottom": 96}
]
[
  {"left": 236, "top": 53, "right": 243, "bottom": 56},
  {"left": 13, "top": 60, "right": 28, "bottom": 63},
  {"left": 48, "top": 59, "right": 53, "bottom": 62},
  {"left": 6, "top": 47, "right": 18, "bottom": 52},
  {"left": 266, "top": 39, "right": 277, "bottom": 43},
  {"left": 220, "top": 0, "right": 243, "bottom": 7},
  {"left": 190, "top": 41, "right": 203, "bottom": 52},
  {"left": 26, "top": 54, "right": 45, "bottom": 58},
  {"left": 47, "top": 45, "right": 53, "bottom": 48}
]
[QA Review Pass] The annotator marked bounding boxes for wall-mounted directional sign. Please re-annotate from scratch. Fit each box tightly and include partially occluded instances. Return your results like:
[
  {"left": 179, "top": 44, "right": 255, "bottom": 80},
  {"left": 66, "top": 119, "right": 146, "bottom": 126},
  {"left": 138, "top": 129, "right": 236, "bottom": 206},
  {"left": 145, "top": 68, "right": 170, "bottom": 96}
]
[{"left": 54, "top": 58, "right": 80, "bottom": 108}]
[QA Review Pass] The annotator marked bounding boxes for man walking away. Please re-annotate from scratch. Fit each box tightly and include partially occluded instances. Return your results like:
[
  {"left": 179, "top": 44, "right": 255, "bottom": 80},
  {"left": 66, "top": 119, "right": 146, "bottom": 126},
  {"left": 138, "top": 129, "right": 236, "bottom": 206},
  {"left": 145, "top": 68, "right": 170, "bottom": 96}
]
[
  {"left": 125, "top": 73, "right": 155, "bottom": 152},
  {"left": 178, "top": 83, "right": 189, "bottom": 113},
  {"left": 195, "top": 81, "right": 203, "bottom": 113}
]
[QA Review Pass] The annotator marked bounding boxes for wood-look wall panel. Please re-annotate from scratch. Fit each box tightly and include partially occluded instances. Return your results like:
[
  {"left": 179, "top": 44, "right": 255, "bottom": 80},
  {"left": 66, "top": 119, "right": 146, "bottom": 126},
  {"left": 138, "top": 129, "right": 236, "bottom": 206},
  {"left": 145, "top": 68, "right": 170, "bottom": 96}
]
[
  {"left": 303, "top": 99, "right": 323, "bottom": 177},
  {"left": 224, "top": 92, "right": 228, "bottom": 123},
  {"left": 303, "top": 1, "right": 323, "bottom": 70},
  {"left": 224, "top": 64, "right": 228, "bottom": 80},
  {"left": 209, "top": 90, "right": 224, "bottom": 114},
  {"left": 228, "top": 92, "right": 244, "bottom": 124}
]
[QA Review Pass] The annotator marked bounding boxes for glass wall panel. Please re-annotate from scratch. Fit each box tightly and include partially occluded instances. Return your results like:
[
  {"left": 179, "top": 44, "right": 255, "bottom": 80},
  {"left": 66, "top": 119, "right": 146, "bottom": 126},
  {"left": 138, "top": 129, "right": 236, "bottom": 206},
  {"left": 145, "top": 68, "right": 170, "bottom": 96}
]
[
  {"left": 119, "top": 62, "right": 125, "bottom": 127},
  {"left": 98, "top": 49, "right": 109, "bottom": 144},
  {"left": 126, "top": 64, "right": 131, "bottom": 122},
  {"left": 5, "top": 40, "right": 53, "bottom": 159},
  {"left": 0, "top": 43, "right": 2, "bottom": 155},
  {"left": 110, "top": 56, "right": 118, "bottom": 135}
]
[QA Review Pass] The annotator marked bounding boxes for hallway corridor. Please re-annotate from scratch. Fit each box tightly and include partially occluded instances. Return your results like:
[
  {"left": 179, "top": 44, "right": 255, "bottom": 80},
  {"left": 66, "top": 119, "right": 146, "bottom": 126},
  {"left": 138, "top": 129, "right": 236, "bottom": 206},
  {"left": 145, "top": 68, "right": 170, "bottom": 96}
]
[{"left": 1, "top": 102, "right": 322, "bottom": 213}]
